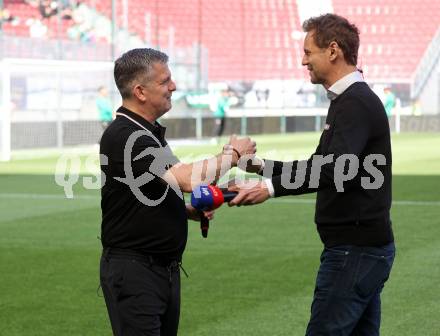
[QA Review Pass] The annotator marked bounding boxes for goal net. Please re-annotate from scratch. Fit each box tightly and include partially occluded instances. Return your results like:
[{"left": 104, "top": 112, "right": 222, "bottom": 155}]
[{"left": 0, "top": 58, "right": 116, "bottom": 161}]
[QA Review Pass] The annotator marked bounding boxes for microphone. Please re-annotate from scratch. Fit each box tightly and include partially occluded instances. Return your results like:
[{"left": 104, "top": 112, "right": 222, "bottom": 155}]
[{"left": 190, "top": 185, "right": 238, "bottom": 237}]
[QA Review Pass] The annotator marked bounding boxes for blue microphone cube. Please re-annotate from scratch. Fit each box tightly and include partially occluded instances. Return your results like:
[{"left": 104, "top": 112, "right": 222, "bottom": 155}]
[{"left": 191, "top": 185, "right": 214, "bottom": 211}]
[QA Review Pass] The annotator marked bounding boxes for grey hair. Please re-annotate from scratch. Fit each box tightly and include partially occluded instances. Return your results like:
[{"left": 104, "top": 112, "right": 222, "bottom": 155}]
[{"left": 114, "top": 48, "right": 169, "bottom": 99}]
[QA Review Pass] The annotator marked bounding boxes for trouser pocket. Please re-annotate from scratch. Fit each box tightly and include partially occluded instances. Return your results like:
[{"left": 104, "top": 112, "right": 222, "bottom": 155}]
[{"left": 354, "top": 252, "right": 394, "bottom": 298}]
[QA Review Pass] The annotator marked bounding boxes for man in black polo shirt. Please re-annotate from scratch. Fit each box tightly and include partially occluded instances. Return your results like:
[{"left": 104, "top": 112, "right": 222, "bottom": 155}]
[
  {"left": 229, "top": 14, "right": 395, "bottom": 335},
  {"left": 99, "top": 48, "right": 256, "bottom": 336}
]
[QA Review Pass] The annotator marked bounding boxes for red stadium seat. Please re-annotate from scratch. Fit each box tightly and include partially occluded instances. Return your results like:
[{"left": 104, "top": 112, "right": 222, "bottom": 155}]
[
  {"left": 334, "top": 0, "right": 440, "bottom": 81},
  {"left": 4, "top": 0, "right": 439, "bottom": 83}
]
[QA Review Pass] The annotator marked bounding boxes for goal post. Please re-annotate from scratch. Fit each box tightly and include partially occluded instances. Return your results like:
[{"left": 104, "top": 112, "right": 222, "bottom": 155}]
[
  {"left": 0, "top": 60, "right": 11, "bottom": 161},
  {"left": 0, "top": 58, "right": 116, "bottom": 161}
]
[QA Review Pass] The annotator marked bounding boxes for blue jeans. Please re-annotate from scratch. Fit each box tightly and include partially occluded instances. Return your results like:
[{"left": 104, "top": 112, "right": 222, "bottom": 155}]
[{"left": 306, "top": 243, "right": 395, "bottom": 336}]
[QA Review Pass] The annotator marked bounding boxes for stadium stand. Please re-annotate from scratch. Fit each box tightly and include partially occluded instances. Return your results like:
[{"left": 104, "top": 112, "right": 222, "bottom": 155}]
[
  {"left": 77, "top": 0, "right": 306, "bottom": 81},
  {"left": 2, "top": 0, "right": 75, "bottom": 39},
  {"left": 1, "top": 0, "right": 439, "bottom": 154},
  {"left": 333, "top": 0, "right": 440, "bottom": 82},
  {"left": 3, "top": 0, "right": 439, "bottom": 84}
]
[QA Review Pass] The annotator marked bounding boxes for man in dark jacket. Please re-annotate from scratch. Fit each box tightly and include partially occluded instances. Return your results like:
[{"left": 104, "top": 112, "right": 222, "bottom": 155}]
[{"left": 229, "top": 14, "right": 395, "bottom": 336}]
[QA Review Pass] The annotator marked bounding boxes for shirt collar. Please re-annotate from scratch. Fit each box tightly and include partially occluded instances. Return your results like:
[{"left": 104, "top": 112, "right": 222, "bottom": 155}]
[
  {"left": 116, "top": 106, "right": 166, "bottom": 140},
  {"left": 327, "top": 70, "right": 364, "bottom": 100}
]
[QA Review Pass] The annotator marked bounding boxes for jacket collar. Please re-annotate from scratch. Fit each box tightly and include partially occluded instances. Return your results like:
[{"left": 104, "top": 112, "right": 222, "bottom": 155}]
[{"left": 327, "top": 70, "right": 364, "bottom": 100}]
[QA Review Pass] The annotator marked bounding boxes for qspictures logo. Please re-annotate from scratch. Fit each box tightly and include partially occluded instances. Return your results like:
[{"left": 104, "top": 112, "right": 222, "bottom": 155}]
[
  {"left": 54, "top": 131, "right": 387, "bottom": 205},
  {"left": 112, "top": 130, "right": 183, "bottom": 206},
  {"left": 55, "top": 129, "right": 183, "bottom": 206}
]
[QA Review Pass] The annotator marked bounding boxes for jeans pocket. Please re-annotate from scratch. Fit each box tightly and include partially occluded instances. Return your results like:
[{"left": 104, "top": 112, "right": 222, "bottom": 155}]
[
  {"left": 354, "top": 253, "right": 393, "bottom": 298},
  {"left": 313, "top": 251, "right": 348, "bottom": 301},
  {"left": 321, "top": 247, "right": 349, "bottom": 270}
]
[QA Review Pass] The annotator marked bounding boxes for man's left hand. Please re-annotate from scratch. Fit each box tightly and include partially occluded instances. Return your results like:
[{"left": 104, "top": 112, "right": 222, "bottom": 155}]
[
  {"left": 228, "top": 181, "right": 270, "bottom": 206},
  {"left": 186, "top": 204, "right": 215, "bottom": 221}
]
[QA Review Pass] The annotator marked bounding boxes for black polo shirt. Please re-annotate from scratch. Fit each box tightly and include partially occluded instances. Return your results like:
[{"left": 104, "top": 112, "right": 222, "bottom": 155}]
[{"left": 100, "top": 106, "right": 187, "bottom": 261}]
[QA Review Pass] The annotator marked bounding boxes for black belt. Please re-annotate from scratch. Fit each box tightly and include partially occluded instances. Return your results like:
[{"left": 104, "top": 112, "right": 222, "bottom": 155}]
[{"left": 102, "top": 247, "right": 180, "bottom": 268}]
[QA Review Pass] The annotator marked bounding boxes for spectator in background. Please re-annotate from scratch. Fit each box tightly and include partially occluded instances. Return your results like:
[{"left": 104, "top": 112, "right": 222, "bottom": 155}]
[
  {"left": 213, "top": 89, "right": 230, "bottom": 143},
  {"left": 0, "top": 9, "right": 19, "bottom": 26},
  {"left": 58, "top": 0, "right": 74, "bottom": 20},
  {"left": 96, "top": 86, "right": 113, "bottom": 129},
  {"left": 79, "top": 27, "right": 96, "bottom": 42},
  {"left": 256, "top": 87, "right": 270, "bottom": 107},
  {"left": 35, "top": 0, "right": 73, "bottom": 20},
  {"left": 38, "top": 0, "right": 58, "bottom": 19},
  {"left": 26, "top": 16, "right": 48, "bottom": 38},
  {"left": 383, "top": 87, "right": 396, "bottom": 117},
  {"left": 67, "top": 1, "right": 98, "bottom": 43},
  {"left": 24, "top": 0, "right": 40, "bottom": 8},
  {"left": 412, "top": 99, "right": 422, "bottom": 116}
]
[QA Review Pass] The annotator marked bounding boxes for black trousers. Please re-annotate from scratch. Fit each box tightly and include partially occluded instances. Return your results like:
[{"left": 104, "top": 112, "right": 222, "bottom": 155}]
[
  {"left": 100, "top": 250, "right": 181, "bottom": 336},
  {"left": 214, "top": 117, "right": 225, "bottom": 137}
]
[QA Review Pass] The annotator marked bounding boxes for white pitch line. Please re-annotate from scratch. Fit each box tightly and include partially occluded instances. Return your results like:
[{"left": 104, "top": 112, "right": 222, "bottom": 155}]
[
  {"left": 0, "top": 193, "right": 438, "bottom": 206},
  {"left": 0, "top": 193, "right": 98, "bottom": 200},
  {"left": 270, "top": 199, "right": 440, "bottom": 206}
]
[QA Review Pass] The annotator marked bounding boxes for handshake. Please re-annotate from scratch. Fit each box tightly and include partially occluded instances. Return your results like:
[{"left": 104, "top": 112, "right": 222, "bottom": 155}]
[
  {"left": 188, "top": 135, "right": 273, "bottom": 237},
  {"left": 190, "top": 180, "right": 271, "bottom": 238},
  {"left": 221, "top": 135, "right": 272, "bottom": 207}
]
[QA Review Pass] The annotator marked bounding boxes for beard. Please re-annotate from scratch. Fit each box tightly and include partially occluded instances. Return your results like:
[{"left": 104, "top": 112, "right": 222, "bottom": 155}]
[{"left": 309, "top": 70, "right": 325, "bottom": 85}]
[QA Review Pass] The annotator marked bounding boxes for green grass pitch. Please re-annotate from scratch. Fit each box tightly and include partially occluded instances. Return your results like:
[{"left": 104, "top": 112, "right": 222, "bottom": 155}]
[{"left": 0, "top": 132, "right": 439, "bottom": 335}]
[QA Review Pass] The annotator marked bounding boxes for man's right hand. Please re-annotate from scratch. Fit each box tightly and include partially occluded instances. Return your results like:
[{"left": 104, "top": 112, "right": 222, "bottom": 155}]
[
  {"left": 228, "top": 135, "right": 256, "bottom": 164},
  {"left": 227, "top": 181, "right": 271, "bottom": 206}
]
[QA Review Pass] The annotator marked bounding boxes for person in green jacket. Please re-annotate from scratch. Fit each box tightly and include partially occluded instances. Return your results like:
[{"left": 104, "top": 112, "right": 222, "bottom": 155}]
[
  {"left": 213, "top": 89, "right": 230, "bottom": 141},
  {"left": 96, "top": 86, "right": 113, "bottom": 129},
  {"left": 383, "top": 87, "right": 396, "bottom": 117}
]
